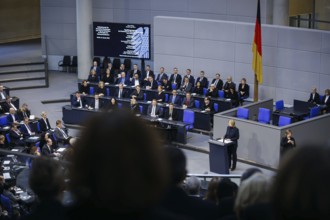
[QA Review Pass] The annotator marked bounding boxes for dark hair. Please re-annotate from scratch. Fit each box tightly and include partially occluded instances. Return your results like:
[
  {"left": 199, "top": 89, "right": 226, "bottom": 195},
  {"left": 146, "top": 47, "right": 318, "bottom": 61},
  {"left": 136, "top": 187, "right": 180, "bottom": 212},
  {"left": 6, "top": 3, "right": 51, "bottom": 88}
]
[
  {"left": 271, "top": 145, "right": 330, "bottom": 219},
  {"left": 29, "top": 157, "right": 64, "bottom": 200},
  {"left": 69, "top": 110, "right": 168, "bottom": 212},
  {"left": 216, "top": 178, "right": 238, "bottom": 202},
  {"left": 164, "top": 147, "right": 187, "bottom": 185},
  {"left": 56, "top": 120, "right": 62, "bottom": 126},
  {"left": 240, "top": 168, "right": 263, "bottom": 182}
]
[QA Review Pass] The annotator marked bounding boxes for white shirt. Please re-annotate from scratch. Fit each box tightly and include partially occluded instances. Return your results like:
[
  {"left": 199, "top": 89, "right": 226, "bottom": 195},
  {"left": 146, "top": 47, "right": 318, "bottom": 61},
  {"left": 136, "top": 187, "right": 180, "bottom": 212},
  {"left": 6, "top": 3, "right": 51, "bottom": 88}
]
[
  {"left": 134, "top": 79, "right": 140, "bottom": 86},
  {"left": 25, "top": 124, "right": 32, "bottom": 135},
  {"left": 10, "top": 103, "right": 17, "bottom": 111},
  {"left": 151, "top": 106, "right": 156, "bottom": 117},
  {"left": 0, "top": 92, "right": 5, "bottom": 99},
  {"left": 325, "top": 95, "right": 329, "bottom": 104},
  {"left": 95, "top": 99, "right": 99, "bottom": 110}
]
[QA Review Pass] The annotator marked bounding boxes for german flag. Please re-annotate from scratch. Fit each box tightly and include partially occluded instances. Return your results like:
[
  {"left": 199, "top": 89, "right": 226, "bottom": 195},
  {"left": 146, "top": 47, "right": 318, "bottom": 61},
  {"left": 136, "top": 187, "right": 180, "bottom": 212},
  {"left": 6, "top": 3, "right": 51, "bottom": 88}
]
[{"left": 252, "top": 0, "right": 263, "bottom": 84}]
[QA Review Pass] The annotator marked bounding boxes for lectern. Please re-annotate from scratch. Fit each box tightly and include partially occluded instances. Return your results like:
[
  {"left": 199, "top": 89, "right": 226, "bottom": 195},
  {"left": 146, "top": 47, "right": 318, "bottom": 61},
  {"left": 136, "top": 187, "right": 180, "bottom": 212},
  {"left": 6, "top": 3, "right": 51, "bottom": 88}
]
[{"left": 208, "top": 139, "right": 230, "bottom": 174}]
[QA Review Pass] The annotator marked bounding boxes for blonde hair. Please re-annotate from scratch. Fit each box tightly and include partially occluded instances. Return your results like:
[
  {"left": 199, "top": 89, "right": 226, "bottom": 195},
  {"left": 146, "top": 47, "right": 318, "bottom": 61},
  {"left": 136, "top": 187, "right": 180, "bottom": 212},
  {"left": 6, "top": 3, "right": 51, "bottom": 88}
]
[{"left": 229, "top": 119, "right": 236, "bottom": 127}]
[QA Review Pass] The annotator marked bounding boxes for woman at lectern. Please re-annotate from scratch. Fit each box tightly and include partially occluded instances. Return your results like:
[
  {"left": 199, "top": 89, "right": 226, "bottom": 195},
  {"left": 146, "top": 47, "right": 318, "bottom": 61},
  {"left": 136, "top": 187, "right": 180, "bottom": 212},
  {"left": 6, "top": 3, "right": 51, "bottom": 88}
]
[
  {"left": 280, "top": 129, "right": 296, "bottom": 157},
  {"left": 224, "top": 119, "right": 240, "bottom": 171}
]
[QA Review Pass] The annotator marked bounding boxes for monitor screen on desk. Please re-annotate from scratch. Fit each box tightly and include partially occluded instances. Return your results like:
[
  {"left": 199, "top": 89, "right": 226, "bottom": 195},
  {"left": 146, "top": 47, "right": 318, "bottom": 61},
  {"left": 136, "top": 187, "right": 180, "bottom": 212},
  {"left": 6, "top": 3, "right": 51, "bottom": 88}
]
[{"left": 293, "top": 99, "right": 313, "bottom": 112}]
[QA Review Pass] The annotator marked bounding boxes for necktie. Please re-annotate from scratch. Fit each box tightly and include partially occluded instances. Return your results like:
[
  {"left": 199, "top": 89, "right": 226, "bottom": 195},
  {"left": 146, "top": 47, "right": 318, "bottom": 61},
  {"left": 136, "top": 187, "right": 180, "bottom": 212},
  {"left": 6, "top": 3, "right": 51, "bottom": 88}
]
[
  {"left": 186, "top": 99, "right": 190, "bottom": 106},
  {"left": 174, "top": 74, "right": 176, "bottom": 82},
  {"left": 25, "top": 124, "right": 32, "bottom": 135},
  {"left": 215, "top": 80, "right": 218, "bottom": 87},
  {"left": 119, "top": 90, "right": 122, "bottom": 98},
  {"left": 11, "top": 103, "right": 17, "bottom": 111},
  {"left": 44, "top": 118, "right": 49, "bottom": 129},
  {"left": 79, "top": 99, "right": 82, "bottom": 108},
  {"left": 172, "top": 96, "right": 175, "bottom": 104},
  {"left": 11, "top": 114, "right": 15, "bottom": 122},
  {"left": 95, "top": 100, "right": 99, "bottom": 110},
  {"left": 121, "top": 78, "right": 124, "bottom": 84},
  {"left": 60, "top": 128, "right": 68, "bottom": 139},
  {"left": 23, "top": 111, "right": 27, "bottom": 118},
  {"left": 1, "top": 92, "right": 5, "bottom": 99}
]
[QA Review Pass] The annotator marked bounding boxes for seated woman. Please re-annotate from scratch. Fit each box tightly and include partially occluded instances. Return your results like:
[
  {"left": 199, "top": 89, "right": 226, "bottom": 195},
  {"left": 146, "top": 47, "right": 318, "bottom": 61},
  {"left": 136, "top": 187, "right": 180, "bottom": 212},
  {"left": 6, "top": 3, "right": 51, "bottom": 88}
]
[
  {"left": 102, "top": 68, "right": 115, "bottom": 85},
  {"left": 106, "top": 98, "right": 118, "bottom": 112},
  {"left": 155, "top": 85, "right": 165, "bottom": 102},
  {"left": 79, "top": 80, "right": 89, "bottom": 95},
  {"left": 180, "top": 77, "right": 192, "bottom": 93},
  {"left": 238, "top": 78, "right": 250, "bottom": 105},
  {"left": 193, "top": 81, "right": 204, "bottom": 95},
  {"left": 227, "top": 86, "right": 239, "bottom": 107},
  {"left": 320, "top": 89, "right": 330, "bottom": 113},
  {"left": 130, "top": 98, "right": 140, "bottom": 114},
  {"left": 87, "top": 69, "right": 99, "bottom": 83},
  {"left": 96, "top": 81, "right": 106, "bottom": 97}
]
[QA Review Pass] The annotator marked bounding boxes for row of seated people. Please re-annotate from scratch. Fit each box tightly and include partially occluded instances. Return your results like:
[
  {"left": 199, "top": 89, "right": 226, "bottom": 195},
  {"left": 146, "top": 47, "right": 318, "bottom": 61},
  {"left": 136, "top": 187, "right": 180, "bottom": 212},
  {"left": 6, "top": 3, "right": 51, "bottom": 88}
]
[
  {"left": 87, "top": 64, "right": 250, "bottom": 101},
  {"left": 80, "top": 80, "right": 242, "bottom": 108},
  {"left": 307, "top": 88, "right": 330, "bottom": 113},
  {"left": 73, "top": 89, "right": 217, "bottom": 116}
]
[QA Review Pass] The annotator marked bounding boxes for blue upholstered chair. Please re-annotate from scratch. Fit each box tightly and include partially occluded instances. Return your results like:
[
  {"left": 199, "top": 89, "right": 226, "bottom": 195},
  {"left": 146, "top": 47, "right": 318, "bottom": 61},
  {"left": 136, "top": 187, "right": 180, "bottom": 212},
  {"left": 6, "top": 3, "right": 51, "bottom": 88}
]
[
  {"left": 89, "top": 86, "right": 95, "bottom": 95},
  {"left": 183, "top": 110, "right": 194, "bottom": 130},
  {"left": 237, "top": 107, "right": 249, "bottom": 119},
  {"left": 218, "top": 90, "right": 225, "bottom": 98},
  {"left": 275, "top": 100, "right": 284, "bottom": 111},
  {"left": 258, "top": 108, "right": 271, "bottom": 124},
  {"left": 278, "top": 116, "right": 291, "bottom": 126},
  {"left": 106, "top": 88, "right": 110, "bottom": 96},
  {"left": 194, "top": 100, "right": 200, "bottom": 109},
  {"left": 214, "top": 103, "right": 219, "bottom": 112}
]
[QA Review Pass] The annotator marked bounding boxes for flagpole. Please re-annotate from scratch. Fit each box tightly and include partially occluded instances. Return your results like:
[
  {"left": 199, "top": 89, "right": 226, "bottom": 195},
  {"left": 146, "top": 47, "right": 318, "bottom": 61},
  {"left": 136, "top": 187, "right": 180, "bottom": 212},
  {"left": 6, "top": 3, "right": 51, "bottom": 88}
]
[{"left": 254, "top": 74, "right": 258, "bottom": 102}]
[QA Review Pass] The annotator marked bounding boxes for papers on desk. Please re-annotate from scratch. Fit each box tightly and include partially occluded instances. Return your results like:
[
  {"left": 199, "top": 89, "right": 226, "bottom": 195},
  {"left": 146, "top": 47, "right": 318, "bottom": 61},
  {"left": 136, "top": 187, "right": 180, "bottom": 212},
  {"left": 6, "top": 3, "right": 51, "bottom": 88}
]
[
  {"left": 225, "top": 99, "right": 231, "bottom": 101},
  {"left": 3, "top": 161, "right": 10, "bottom": 165},
  {"left": 147, "top": 101, "right": 151, "bottom": 103},
  {"left": 201, "top": 110, "right": 206, "bottom": 113},
  {"left": 57, "top": 148, "right": 66, "bottom": 153},
  {"left": 3, "top": 167, "right": 10, "bottom": 171},
  {"left": 2, "top": 126, "right": 10, "bottom": 130},
  {"left": 218, "top": 138, "right": 233, "bottom": 144},
  {"left": 157, "top": 118, "right": 163, "bottom": 121},
  {"left": 11, "top": 149, "right": 19, "bottom": 152},
  {"left": 28, "top": 136, "right": 39, "bottom": 140},
  {"left": 29, "top": 115, "right": 35, "bottom": 120},
  {"left": 3, "top": 173, "right": 11, "bottom": 179},
  {"left": 105, "top": 82, "right": 109, "bottom": 85}
]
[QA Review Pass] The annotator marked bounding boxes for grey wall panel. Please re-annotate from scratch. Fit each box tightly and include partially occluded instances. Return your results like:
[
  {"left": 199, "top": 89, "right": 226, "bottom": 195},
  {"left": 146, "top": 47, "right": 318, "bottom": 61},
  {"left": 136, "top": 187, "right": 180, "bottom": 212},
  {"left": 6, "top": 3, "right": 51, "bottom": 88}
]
[
  {"left": 154, "top": 36, "right": 194, "bottom": 57},
  {"left": 277, "top": 48, "right": 321, "bottom": 73},
  {"left": 262, "top": 46, "right": 279, "bottom": 67},
  {"left": 93, "top": 0, "right": 114, "bottom": 8},
  {"left": 151, "top": 0, "right": 189, "bottom": 12},
  {"left": 154, "top": 54, "right": 194, "bottom": 73},
  {"left": 261, "top": 26, "right": 278, "bottom": 47},
  {"left": 276, "top": 68, "right": 319, "bottom": 92},
  {"left": 41, "top": 0, "right": 75, "bottom": 7},
  {"left": 46, "top": 39, "right": 77, "bottom": 56},
  {"left": 235, "top": 24, "right": 254, "bottom": 44},
  {"left": 235, "top": 43, "right": 252, "bottom": 64},
  {"left": 259, "top": 86, "right": 276, "bottom": 100},
  {"left": 234, "top": 62, "right": 255, "bottom": 83},
  {"left": 194, "top": 39, "right": 235, "bottom": 61},
  {"left": 275, "top": 88, "right": 308, "bottom": 105},
  {"left": 226, "top": 15, "right": 255, "bottom": 23},
  {"left": 227, "top": 0, "right": 261, "bottom": 17},
  {"left": 93, "top": 8, "right": 114, "bottom": 21},
  {"left": 193, "top": 58, "right": 235, "bottom": 78},
  {"left": 154, "top": 17, "right": 194, "bottom": 38},
  {"left": 321, "top": 33, "right": 330, "bottom": 54},
  {"left": 321, "top": 54, "right": 330, "bottom": 75},
  {"left": 188, "top": 12, "right": 227, "bottom": 21},
  {"left": 113, "top": 9, "right": 128, "bottom": 23},
  {"left": 41, "top": 7, "right": 76, "bottom": 24},
  {"left": 262, "top": 66, "right": 278, "bottom": 87},
  {"left": 126, "top": 0, "right": 151, "bottom": 10},
  {"left": 194, "top": 20, "right": 235, "bottom": 42},
  {"left": 188, "top": 0, "right": 227, "bottom": 14},
  {"left": 277, "top": 28, "right": 322, "bottom": 52},
  {"left": 319, "top": 74, "right": 330, "bottom": 92}
]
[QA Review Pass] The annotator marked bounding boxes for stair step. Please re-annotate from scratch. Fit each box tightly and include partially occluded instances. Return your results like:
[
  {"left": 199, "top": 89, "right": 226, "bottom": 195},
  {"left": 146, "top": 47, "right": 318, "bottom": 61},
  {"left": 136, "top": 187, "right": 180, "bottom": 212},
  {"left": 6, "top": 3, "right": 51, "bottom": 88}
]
[{"left": 0, "top": 61, "right": 44, "bottom": 68}]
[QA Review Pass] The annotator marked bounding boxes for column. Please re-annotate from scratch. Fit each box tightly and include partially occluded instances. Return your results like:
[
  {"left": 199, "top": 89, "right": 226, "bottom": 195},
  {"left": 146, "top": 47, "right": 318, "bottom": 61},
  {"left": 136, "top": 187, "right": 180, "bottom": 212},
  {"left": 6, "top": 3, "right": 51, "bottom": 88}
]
[
  {"left": 273, "top": 0, "right": 289, "bottom": 26},
  {"left": 76, "top": 0, "right": 93, "bottom": 80}
]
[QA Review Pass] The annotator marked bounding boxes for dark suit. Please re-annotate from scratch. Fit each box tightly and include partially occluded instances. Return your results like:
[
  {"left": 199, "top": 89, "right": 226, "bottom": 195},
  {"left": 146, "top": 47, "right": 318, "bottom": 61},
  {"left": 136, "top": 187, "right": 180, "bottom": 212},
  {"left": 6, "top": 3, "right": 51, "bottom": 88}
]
[
  {"left": 155, "top": 92, "right": 165, "bottom": 102},
  {"left": 163, "top": 108, "right": 178, "bottom": 121},
  {"left": 116, "top": 77, "right": 130, "bottom": 85},
  {"left": 142, "top": 70, "right": 155, "bottom": 80},
  {"left": 41, "top": 144, "right": 55, "bottom": 157},
  {"left": 79, "top": 84, "right": 89, "bottom": 94},
  {"left": 6, "top": 114, "right": 18, "bottom": 125},
  {"left": 87, "top": 74, "right": 99, "bottom": 83},
  {"left": 307, "top": 92, "right": 320, "bottom": 104},
  {"left": 223, "top": 82, "right": 236, "bottom": 97},
  {"left": 16, "top": 109, "right": 31, "bottom": 121},
  {"left": 211, "top": 78, "right": 223, "bottom": 90},
  {"left": 90, "top": 66, "right": 101, "bottom": 76},
  {"left": 228, "top": 91, "right": 239, "bottom": 107},
  {"left": 96, "top": 87, "right": 106, "bottom": 96},
  {"left": 20, "top": 123, "right": 35, "bottom": 138},
  {"left": 89, "top": 98, "right": 105, "bottom": 110},
  {"left": 280, "top": 136, "right": 296, "bottom": 156},
  {"left": 130, "top": 90, "right": 144, "bottom": 100},
  {"left": 180, "top": 83, "right": 192, "bottom": 93},
  {"left": 156, "top": 72, "right": 168, "bottom": 82},
  {"left": 321, "top": 95, "right": 330, "bottom": 112},
  {"left": 102, "top": 74, "right": 115, "bottom": 84},
  {"left": 201, "top": 102, "right": 215, "bottom": 114},
  {"left": 169, "top": 74, "right": 182, "bottom": 89},
  {"left": 39, "top": 118, "right": 51, "bottom": 132},
  {"left": 147, "top": 105, "right": 161, "bottom": 117},
  {"left": 224, "top": 126, "right": 239, "bottom": 169},
  {"left": 114, "top": 89, "right": 127, "bottom": 99},
  {"left": 193, "top": 86, "right": 204, "bottom": 95},
  {"left": 206, "top": 89, "right": 218, "bottom": 98},
  {"left": 129, "top": 70, "right": 141, "bottom": 78},
  {"left": 182, "top": 97, "right": 195, "bottom": 108},
  {"left": 144, "top": 80, "right": 158, "bottom": 90},
  {"left": 72, "top": 96, "right": 86, "bottom": 108},
  {"left": 9, "top": 129, "right": 25, "bottom": 146},
  {"left": 196, "top": 77, "right": 208, "bottom": 88},
  {"left": 168, "top": 95, "right": 181, "bottom": 105},
  {"left": 130, "top": 78, "right": 142, "bottom": 87},
  {"left": 161, "top": 81, "right": 172, "bottom": 91},
  {"left": 2, "top": 102, "right": 16, "bottom": 113},
  {"left": 54, "top": 127, "right": 70, "bottom": 143},
  {"left": 0, "top": 91, "right": 8, "bottom": 101},
  {"left": 238, "top": 83, "right": 250, "bottom": 99},
  {"left": 130, "top": 104, "right": 140, "bottom": 114},
  {"left": 183, "top": 75, "right": 195, "bottom": 85}
]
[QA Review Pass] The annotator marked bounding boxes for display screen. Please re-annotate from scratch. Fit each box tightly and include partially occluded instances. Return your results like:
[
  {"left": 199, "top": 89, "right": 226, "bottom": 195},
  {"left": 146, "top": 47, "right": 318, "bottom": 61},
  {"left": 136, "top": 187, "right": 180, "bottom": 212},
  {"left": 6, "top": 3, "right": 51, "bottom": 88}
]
[{"left": 93, "top": 22, "right": 151, "bottom": 60}]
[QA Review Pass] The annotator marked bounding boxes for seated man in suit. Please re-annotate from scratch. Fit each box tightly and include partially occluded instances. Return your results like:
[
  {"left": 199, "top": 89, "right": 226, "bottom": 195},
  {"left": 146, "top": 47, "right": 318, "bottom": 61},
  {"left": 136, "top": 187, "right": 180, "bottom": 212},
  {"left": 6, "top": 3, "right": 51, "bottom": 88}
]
[
  {"left": 41, "top": 138, "right": 60, "bottom": 157},
  {"left": 72, "top": 92, "right": 86, "bottom": 108},
  {"left": 88, "top": 95, "right": 104, "bottom": 110},
  {"left": 180, "top": 77, "right": 193, "bottom": 93},
  {"left": 90, "top": 60, "right": 101, "bottom": 77},
  {"left": 168, "top": 90, "right": 181, "bottom": 106},
  {"left": 211, "top": 73, "right": 224, "bottom": 91},
  {"left": 20, "top": 117, "right": 36, "bottom": 138},
  {"left": 161, "top": 77, "right": 172, "bottom": 92},
  {"left": 201, "top": 97, "right": 215, "bottom": 114},
  {"left": 115, "top": 83, "right": 128, "bottom": 99},
  {"left": 163, "top": 103, "right": 178, "bottom": 121},
  {"left": 206, "top": 84, "right": 219, "bottom": 98},
  {"left": 9, "top": 122, "right": 25, "bottom": 146},
  {"left": 0, "top": 85, "right": 8, "bottom": 101},
  {"left": 17, "top": 103, "right": 31, "bottom": 121},
  {"left": 6, "top": 108, "right": 19, "bottom": 125},
  {"left": 169, "top": 67, "right": 182, "bottom": 90},
  {"left": 320, "top": 89, "right": 330, "bottom": 113},
  {"left": 183, "top": 69, "right": 195, "bottom": 86},
  {"left": 130, "top": 73, "right": 142, "bottom": 87},
  {"left": 307, "top": 87, "right": 320, "bottom": 105},
  {"left": 195, "top": 71, "right": 208, "bottom": 88},
  {"left": 147, "top": 99, "right": 161, "bottom": 117},
  {"left": 223, "top": 76, "right": 236, "bottom": 98},
  {"left": 142, "top": 65, "right": 155, "bottom": 84},
  {"left": 3, "top": 96, "right": 17, "bottom": 113},
  {"left": 182, "top": 92, "right": 195, "bottom": 109},
  {"left": 144, "top": 75, "right": 158, "bottom": 90},
  {"left": 130, "top": 85, "right": 144, "bottom": 101},
  {"left": 39, "top": 111, "right": 51, "bottom": 132},
  {"left": 156, "top": 67, "right": 168, "bottom": 83},
  {"left": 54, "top": 120, "right": 71, "bottom": 145},
  {"left": 129, "top": 64, "right": 141, "bottom": 78},
  {"left": 116, "top": 71, "right": 130, "bottom": 86}
]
